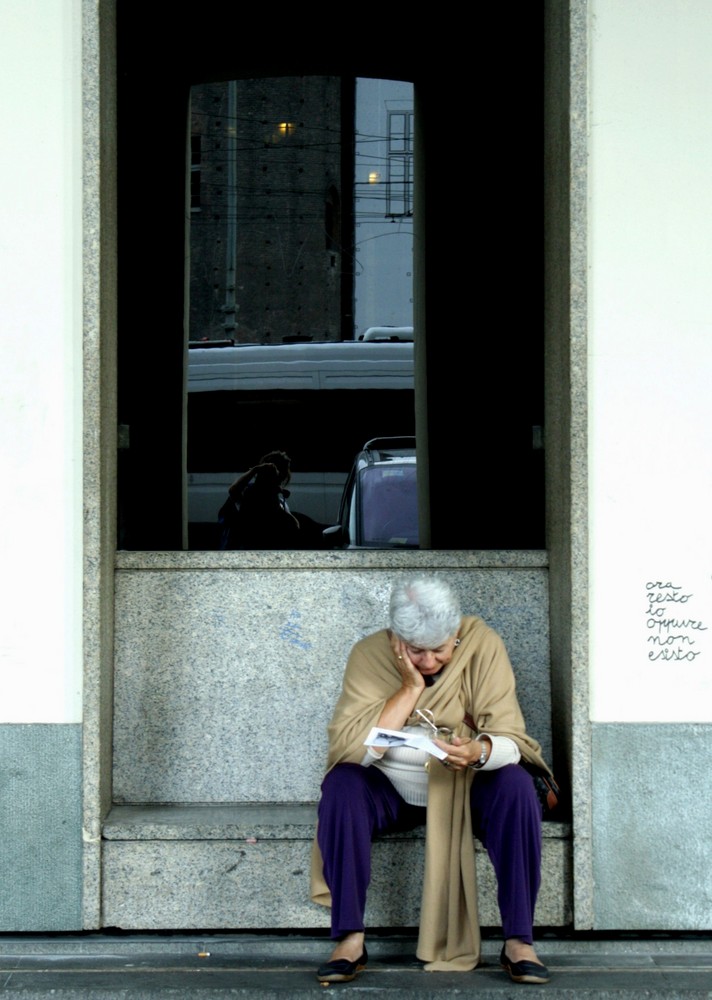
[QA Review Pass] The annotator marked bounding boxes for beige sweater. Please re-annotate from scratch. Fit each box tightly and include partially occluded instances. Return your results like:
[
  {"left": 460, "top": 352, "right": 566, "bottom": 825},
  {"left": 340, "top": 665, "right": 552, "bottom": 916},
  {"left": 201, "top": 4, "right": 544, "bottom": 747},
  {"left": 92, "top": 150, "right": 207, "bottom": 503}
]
[{"left": 310, "top": 615, "right": 549, "bottom": 972}]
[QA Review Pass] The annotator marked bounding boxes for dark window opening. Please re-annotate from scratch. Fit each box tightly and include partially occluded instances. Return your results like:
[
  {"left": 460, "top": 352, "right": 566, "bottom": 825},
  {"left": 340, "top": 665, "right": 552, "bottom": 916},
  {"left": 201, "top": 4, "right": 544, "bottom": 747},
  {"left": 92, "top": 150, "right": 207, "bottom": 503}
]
[
  {"left": 116, "top": 10, "right": 544, "bottom": 552},
  {"left": 325, "top": 184, "right": 341, "bottom": 252}
]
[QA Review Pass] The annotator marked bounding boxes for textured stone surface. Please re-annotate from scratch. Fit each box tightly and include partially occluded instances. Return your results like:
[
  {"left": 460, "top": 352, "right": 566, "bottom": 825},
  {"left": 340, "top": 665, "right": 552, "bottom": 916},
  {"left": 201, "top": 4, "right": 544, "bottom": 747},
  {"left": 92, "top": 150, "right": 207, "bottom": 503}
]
[
  {"left": 0, "top": 724, "right": 83, "bottom": 931},
  {"left": 2, "top": 935, "right": 711, "bottom": 998},
  {"left": 592, "top": 723, "right": 712, "bottom": 930},
  {"left": 101, "top": 810, "right": 571, "bottom": 930},
  {"left": 81, "top": 0, "right": 117, "bottom": 930},
  {"left": 112, "top": 563, "right": 552, "bottom": 804},
  {"left": 567, "top": 0, "right": 594, "bottom": 933},
  {"left": 544, "top": 0, "right": 592, "bottom": 931}
]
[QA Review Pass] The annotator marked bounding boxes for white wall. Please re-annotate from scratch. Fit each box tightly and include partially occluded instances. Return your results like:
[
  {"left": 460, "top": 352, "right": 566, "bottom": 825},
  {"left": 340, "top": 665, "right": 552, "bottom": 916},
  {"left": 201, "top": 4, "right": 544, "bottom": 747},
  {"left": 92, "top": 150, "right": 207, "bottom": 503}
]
[
  {"left": 0, "top": 0, "right": 83, "bottom": 723},
  {"left": 589, "top": 0, "right": 712, "bottom": 721}
]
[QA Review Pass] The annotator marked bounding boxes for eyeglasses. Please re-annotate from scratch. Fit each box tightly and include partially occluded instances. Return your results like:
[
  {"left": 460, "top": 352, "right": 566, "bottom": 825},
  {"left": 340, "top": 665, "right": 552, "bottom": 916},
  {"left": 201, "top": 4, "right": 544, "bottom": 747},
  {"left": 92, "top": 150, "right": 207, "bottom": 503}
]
[{"left": 415, "top": 708, "right": 453, "bottom": 743}]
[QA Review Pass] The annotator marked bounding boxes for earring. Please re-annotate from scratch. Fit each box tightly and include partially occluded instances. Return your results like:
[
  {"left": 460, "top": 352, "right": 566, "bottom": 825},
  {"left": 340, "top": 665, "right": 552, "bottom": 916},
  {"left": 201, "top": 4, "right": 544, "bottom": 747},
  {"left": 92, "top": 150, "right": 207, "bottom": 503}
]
[{"left": 454, "top": 638, "right": 461, "bottom": 647}]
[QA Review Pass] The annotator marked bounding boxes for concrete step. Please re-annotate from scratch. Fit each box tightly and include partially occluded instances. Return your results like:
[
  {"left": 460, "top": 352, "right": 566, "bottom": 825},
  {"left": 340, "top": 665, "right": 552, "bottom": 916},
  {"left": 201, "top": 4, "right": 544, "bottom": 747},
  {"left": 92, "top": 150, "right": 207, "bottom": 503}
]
[{"left": 1, "top": 933, "right": 711, "bottom": 998}]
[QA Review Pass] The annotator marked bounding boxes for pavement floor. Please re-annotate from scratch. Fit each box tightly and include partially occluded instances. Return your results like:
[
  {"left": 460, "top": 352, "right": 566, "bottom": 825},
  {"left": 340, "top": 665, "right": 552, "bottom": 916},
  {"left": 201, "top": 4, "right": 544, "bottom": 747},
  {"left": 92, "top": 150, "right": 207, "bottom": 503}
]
[{"left": 0, "top": 931, "right": 711, "bottom": 998}]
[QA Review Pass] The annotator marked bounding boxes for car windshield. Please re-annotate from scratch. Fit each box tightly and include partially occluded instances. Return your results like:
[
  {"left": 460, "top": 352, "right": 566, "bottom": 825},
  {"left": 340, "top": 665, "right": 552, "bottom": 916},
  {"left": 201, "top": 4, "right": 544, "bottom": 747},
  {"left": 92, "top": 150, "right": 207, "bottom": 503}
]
[{"left": 357, "top": 464, "right": 419, "bottom": 546}]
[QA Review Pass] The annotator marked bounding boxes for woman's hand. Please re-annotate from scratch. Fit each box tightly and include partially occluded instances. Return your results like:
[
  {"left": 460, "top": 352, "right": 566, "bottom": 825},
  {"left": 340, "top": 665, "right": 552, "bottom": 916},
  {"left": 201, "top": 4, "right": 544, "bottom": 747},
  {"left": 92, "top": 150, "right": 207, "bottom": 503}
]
[
  {"left": 434, "top": 735, "right": 477, "bottom": 771},
  {"left": 389, "top": 632, "right": 425, "bottom": 691},
  {"left": 372, "top": 634, "right": 426, "bottom": 739}
]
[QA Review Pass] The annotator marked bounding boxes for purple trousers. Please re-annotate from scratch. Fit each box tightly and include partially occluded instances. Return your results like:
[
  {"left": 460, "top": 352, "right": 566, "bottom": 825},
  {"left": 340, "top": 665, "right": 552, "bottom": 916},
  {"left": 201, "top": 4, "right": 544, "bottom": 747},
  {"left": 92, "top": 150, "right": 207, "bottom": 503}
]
[{"left": 317, "top": 762, "right": 542, "bottom": 942}]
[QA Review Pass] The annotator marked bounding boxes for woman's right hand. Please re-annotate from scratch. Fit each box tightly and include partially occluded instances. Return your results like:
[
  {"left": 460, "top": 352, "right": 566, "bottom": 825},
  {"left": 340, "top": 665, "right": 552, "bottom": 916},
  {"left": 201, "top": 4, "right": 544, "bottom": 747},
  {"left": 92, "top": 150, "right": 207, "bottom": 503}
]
[
  {"left": 389, "top": 632, "right": 425, "bottom": 691},
  {"left": 372, "top": 633, "right": 426, "bottom": 738}
]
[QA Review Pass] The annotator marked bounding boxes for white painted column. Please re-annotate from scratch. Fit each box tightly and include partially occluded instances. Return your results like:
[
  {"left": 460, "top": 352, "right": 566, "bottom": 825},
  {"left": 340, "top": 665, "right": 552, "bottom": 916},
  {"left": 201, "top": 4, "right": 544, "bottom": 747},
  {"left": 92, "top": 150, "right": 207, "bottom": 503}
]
[
  {"left": 589, "top": 0, "right": 712, "bottom": 722},
  {"left": 0, "top": 0, "right": 83, "bottom": 723}
]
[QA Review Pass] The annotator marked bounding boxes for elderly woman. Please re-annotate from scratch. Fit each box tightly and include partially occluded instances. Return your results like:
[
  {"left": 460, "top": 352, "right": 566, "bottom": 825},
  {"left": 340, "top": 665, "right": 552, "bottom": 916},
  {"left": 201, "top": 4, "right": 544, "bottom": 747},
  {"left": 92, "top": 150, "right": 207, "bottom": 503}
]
[{"left": 310, "top": 577, "right": 552, "bottom": 985}]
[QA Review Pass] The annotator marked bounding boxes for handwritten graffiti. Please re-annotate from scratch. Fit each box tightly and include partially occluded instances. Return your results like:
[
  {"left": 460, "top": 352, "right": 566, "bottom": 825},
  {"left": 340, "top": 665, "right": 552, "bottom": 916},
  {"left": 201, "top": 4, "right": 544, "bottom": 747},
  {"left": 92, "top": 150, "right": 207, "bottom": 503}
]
[
  {"left": 279, "top": 609, "right": 312, "bottom": 650},
  {"left": 645, "top": 582, "right": 707, "bottom": 662}
]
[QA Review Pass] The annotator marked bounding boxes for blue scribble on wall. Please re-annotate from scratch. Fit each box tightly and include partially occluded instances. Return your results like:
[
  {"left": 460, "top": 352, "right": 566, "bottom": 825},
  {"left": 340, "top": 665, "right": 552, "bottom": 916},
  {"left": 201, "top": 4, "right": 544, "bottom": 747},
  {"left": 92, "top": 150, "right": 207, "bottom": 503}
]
[{"left": 280, "top": 609, "right": 312, "bottom": 650}]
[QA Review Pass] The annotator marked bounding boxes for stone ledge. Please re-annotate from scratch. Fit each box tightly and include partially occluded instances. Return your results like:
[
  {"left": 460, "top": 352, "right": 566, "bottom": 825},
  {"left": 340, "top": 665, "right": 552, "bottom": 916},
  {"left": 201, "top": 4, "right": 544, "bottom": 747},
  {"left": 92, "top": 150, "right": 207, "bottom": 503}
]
[
  {"left": 101, "top": 804, "right": 572, "bottom": 929},
  {"left": 103, "top": 802, "right": 571, "bottom": 841},
  {"left": 101, "top": 807, "right": 572, "bottom": 930},
  {"left": 115, "top": 550, "right": 550, "bottom": 571}
]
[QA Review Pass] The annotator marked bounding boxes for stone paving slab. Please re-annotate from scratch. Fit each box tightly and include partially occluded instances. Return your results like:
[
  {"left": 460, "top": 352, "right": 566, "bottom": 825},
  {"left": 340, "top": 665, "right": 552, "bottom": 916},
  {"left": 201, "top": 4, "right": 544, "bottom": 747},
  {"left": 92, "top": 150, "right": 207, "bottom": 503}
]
[{"left": 0, "top": 934, "right": 711, "bottom": 998}]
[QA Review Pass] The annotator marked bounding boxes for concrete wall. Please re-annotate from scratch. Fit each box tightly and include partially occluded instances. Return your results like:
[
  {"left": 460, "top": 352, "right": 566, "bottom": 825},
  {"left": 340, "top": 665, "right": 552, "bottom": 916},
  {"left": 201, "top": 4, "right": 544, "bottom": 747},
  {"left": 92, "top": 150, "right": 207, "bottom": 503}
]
[
  {"left": 0, "top": 726, "right": 82, "bottom": 930},
  {"left": 592, "top": 724, "right": 712, "bottom": 929},
  {"left": 112, "top": 555, "right": 552, "bottom": 802}
]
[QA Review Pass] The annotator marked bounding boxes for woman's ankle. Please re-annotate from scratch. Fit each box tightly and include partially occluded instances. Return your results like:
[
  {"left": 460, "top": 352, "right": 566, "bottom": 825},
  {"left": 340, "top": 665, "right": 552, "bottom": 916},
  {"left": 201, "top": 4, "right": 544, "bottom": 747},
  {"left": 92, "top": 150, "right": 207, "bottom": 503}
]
[
  {"left": 330, "top": 931, "right": 364, "bottom": 960},
  {"left": 504, "top": 937, "right": 539, "bottom": 963}
]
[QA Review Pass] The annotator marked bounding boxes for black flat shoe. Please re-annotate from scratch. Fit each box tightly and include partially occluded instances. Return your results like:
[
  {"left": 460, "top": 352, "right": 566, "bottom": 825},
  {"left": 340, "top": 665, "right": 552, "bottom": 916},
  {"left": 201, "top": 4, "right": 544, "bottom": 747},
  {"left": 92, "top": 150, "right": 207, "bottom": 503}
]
[
  {"left": 500, "top": 946, "right": 551, "bottom": 984},
  {"left": 316, "top": 946, "right": 368, "bottom": 983}
]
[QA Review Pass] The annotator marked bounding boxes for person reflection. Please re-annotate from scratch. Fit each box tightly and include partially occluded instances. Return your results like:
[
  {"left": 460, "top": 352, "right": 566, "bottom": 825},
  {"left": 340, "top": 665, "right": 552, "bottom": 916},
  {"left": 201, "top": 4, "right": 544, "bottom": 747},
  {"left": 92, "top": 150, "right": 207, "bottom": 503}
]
[
  {"left": 218, "top": 450, "right": 299, "bottom": 550},
  {"left": 218, "top": 449, "right": 328, "bottom": 549}
]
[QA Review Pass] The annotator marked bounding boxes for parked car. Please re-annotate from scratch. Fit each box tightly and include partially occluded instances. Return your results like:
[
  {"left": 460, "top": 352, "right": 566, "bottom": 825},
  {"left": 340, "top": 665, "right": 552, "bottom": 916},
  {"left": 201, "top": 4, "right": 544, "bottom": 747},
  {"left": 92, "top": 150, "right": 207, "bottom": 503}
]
[
  {"left": 186, "top": 340, "right": 414, "bottom": 547},
  {"left": 323, "top": 437, "right": 419, "bottom": 548}
]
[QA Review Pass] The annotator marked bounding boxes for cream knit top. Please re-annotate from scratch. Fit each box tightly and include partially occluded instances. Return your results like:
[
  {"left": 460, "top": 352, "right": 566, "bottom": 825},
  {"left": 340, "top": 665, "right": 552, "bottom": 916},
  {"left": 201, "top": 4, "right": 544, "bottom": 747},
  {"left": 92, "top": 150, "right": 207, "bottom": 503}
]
[{"left": 361, "top": 725, "right": 520, "bottom": 807}]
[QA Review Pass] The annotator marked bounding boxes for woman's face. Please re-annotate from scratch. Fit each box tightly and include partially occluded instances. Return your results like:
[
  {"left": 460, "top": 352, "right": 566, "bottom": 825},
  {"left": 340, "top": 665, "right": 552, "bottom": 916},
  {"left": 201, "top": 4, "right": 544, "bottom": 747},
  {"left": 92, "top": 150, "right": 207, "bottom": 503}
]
[{"left": 403, "top": 635, "right": 459, "bottom": 677}]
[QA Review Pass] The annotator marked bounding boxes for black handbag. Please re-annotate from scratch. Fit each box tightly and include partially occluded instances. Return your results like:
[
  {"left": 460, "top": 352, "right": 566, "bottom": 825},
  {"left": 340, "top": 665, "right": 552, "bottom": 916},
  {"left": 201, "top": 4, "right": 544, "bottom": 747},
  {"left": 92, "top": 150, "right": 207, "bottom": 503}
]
[{"left": 518, "top": 761, "right": 561, "bottom": 815}]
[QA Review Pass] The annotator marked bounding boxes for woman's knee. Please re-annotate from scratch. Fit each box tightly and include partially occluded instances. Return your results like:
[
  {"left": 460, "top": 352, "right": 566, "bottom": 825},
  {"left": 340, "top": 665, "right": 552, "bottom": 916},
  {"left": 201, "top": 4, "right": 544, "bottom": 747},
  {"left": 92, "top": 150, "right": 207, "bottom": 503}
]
[
  {"left": 499, "top": 762, "right": 539, "bottom": 794},
  {"left": 321, "top": 763, "right": 369, "bottom": 798},
  {"left": 319, "top": 764, "right": 380, "bottom": 820},
  {"left": 319, "top": 763, "right": 407, "bottom": 837},
  {"left": 471, "top": 763, "right": 540, "bottom": 813}
]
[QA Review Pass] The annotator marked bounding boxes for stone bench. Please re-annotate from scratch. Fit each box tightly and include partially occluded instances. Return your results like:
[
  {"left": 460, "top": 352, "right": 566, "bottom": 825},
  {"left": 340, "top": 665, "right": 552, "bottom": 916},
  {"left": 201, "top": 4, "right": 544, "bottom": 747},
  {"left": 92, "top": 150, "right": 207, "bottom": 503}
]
[
  {"left": 101, "top": 803, "right": 572, "bottom": 930},
  {"left": 106, "top": 558, "right": 565, "bottom": 931}
]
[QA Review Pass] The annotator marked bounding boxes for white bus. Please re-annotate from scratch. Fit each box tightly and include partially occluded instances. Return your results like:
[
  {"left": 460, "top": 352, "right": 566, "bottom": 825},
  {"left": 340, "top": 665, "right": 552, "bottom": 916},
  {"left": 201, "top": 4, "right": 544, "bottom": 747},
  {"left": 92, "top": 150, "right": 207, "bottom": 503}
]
[{"left": 187, "top": 340, "right": 415, "bottom": 547}]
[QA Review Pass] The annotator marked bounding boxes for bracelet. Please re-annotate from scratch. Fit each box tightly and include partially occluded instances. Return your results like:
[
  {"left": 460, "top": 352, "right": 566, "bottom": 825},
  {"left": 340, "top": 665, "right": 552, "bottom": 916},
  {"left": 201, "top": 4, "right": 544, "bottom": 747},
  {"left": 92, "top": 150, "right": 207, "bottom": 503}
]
[{"left": 470, "top": 738, "right": 489, "bottom": 770}]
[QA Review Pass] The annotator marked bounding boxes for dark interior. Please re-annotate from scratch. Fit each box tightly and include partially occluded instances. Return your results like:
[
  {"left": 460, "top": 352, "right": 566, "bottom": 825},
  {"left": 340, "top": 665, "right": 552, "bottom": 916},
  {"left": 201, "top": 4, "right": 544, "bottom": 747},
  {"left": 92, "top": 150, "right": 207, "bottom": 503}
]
[{"left": 116, "top": 6, "right": 544, "bottom": 550}]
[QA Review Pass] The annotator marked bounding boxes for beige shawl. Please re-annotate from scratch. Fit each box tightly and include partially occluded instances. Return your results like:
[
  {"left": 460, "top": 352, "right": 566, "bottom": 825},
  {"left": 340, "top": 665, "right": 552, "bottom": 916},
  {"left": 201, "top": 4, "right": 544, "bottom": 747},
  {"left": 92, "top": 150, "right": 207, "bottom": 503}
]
[{"left": 310, "top": 615, "right": 549, "bottom": 972}]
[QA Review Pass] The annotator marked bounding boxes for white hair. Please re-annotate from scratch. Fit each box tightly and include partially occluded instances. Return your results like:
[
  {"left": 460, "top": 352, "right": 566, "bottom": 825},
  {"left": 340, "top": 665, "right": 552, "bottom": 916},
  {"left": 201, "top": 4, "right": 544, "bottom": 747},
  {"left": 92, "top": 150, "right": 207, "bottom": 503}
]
[{"left": 388, "top": 577, "right": 462, "bottom": 648}]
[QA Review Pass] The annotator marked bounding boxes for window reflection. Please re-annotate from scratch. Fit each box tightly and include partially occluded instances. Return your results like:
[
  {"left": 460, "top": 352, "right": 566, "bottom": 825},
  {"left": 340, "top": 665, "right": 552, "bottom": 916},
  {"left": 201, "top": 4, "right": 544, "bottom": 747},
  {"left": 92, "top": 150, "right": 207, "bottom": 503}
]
[{"left": 186, "top": 76, "right": 416, "bottom": 550}]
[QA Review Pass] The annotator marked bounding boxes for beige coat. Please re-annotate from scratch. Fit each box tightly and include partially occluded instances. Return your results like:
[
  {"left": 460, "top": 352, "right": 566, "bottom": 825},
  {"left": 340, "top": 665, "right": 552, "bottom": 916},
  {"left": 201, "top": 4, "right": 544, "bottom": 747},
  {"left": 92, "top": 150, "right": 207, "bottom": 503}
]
[{"left": 310, "top": 615, "right": 549, "bottom": 971}]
